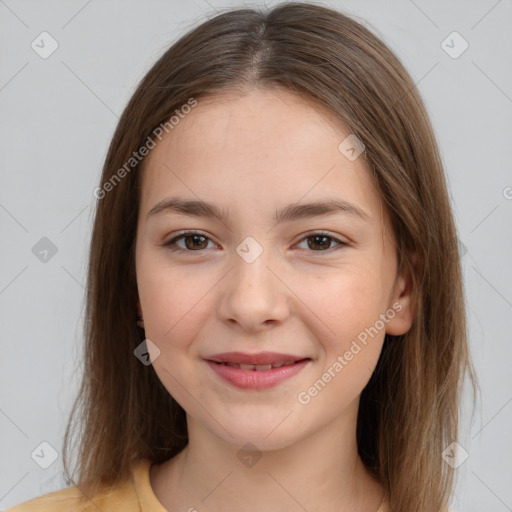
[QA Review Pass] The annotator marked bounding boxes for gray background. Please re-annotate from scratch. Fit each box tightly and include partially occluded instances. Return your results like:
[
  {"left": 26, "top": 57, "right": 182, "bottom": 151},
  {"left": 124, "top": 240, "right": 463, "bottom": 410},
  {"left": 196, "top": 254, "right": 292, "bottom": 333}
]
[{"left": 1, "top": 0, "right": 511, "bottom": 510}]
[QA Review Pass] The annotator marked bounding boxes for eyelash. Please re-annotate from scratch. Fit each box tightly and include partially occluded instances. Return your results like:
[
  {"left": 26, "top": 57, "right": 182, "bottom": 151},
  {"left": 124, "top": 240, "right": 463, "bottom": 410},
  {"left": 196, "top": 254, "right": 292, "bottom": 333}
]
[{"left": 162, "top": 230, "right": 348, "bottom": 254}]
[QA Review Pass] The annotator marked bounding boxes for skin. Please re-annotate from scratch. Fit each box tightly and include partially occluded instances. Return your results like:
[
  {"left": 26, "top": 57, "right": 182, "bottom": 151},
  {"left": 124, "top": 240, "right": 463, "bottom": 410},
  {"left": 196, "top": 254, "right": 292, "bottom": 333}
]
[{"left": 135, "top": 87, "right": 415, "bottom": 512}]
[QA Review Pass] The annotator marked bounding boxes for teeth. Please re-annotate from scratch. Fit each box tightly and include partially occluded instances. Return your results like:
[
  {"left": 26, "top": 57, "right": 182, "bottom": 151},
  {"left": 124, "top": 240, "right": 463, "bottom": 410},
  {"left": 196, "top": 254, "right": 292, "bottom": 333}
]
[
  {"left": 221, "top": 361, "right": 299, "bottom": 370},
  {"left": 255, "top": 364, "right": 272, "bottom": 371}
]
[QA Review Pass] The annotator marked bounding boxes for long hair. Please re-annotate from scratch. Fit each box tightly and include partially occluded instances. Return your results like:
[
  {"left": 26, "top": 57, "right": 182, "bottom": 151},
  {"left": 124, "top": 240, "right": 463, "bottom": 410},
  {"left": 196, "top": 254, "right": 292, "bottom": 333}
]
[{"left": 62, "top": 3, "right": 477, "bottom": 510}]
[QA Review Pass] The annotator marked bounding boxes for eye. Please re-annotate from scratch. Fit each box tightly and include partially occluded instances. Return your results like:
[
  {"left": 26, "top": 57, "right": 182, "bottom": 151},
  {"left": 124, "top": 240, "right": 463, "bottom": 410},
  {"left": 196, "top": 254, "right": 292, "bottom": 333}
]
[
  {"left": 163, "top": 230, "right": 347, "bottom": 253},
  {"left": 295, "top": 231, "right": 347, "bottom": 252},
  {"left": 163, "top": 231, "right": 217, "bottom": 252}
]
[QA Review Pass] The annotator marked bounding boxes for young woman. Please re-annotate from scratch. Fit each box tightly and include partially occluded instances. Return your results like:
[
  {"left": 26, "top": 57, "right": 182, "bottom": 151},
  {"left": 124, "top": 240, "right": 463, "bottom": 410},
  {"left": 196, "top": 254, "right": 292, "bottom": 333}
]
[{"left": 7, "top": 2, "right": 476, "bottom": 511}]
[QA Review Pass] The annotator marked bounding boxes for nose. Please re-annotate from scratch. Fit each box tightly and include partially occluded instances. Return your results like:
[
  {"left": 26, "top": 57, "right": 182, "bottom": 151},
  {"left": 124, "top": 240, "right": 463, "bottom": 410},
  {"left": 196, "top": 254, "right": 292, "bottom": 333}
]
[{"left": 216, "top": 242, "right": 290, "bottom": 333}]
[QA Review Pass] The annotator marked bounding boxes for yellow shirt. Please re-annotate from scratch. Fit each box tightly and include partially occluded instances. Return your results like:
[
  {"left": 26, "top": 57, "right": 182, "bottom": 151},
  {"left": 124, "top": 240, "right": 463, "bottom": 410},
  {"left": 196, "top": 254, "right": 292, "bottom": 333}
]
[
  {"left": 5, "top": 457, "right": 398, "bottom": 512},
  {"left": 5, "top": 458, "right": 167, "bottom": 512}
]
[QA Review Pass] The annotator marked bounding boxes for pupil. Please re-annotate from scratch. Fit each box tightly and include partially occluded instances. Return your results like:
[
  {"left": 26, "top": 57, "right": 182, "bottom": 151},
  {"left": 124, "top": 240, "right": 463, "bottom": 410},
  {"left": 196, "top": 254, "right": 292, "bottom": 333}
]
[
  {"left": 187, "top": 235, "right": 206, "bottom": 250},
  {"left": 310, "top": 235, "right": 329, "bottom": 250}
]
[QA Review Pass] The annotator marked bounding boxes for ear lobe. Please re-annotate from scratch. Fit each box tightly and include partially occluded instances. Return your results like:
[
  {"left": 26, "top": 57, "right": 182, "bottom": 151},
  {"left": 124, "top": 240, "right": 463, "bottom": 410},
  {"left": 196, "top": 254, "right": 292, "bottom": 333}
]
[{"left": 385, "top": 261, "right": 416, "bottom": 336}]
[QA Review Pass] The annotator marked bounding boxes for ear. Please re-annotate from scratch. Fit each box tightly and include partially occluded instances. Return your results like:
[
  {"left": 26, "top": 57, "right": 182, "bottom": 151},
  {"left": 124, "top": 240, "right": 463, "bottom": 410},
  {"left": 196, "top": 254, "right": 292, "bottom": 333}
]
[
  {"left": 385, "top": 256, "right": 416, "bottom": 336},
  {"left": 136, "top": 298, "right": 143, "bottom": 317}
]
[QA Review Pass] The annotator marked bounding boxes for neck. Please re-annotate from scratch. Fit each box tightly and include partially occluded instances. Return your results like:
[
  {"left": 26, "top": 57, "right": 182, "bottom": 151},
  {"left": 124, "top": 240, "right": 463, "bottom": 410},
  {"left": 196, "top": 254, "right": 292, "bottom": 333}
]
[{"left": 150, "top": 400, "right": 384, "bottom": 512}]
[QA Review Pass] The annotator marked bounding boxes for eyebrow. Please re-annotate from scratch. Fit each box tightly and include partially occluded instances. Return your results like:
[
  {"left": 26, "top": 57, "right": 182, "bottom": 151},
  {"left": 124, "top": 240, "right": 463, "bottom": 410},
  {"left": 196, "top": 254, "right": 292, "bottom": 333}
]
[{"left": 146, "top": 196, "right": 371, "bottom": 224}]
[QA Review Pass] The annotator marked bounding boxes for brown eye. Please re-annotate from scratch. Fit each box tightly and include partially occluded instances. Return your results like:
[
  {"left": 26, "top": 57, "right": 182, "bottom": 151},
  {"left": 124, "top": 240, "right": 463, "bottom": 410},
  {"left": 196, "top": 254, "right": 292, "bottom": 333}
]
[
  {"left": 296, "top": 232, "right": 347, "bottom": 252},
  {"left": 307, "top": 235, "right": 333, "bottom": 251},
  {"left": 164, "top": 232, "right": 214, "bottom": 252},
  {"left": 163, "top": 231, "right": 347, "bottom": 254},
  {"left": 183, "top": 234, "right": 208, "bottom": 250}
]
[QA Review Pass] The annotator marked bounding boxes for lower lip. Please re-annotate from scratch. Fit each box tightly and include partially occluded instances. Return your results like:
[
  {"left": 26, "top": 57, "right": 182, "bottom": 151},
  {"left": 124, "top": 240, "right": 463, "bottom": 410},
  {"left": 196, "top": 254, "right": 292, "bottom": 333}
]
[{"left": 206, "top": 359, "right": 310, "bottom": 390}]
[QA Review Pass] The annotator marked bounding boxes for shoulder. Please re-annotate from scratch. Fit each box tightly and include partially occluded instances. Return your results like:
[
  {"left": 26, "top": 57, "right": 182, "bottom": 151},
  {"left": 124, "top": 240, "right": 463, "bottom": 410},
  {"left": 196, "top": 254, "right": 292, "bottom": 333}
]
[
  {"left": 4, "top": 464, "right": 142, "bottom": 512},
  {"left": 379, "top": 499, "right": 453, "bottom": 512},
  {"left": 4, "top": 485, "right": 95, "bottom": 512}
]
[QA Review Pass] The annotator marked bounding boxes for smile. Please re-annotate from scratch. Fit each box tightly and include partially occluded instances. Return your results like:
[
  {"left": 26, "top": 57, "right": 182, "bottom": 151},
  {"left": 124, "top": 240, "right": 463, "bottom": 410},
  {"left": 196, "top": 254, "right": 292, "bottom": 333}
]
[
  {"left": 205, "top": 352, "right": 311, "bottom": 389},
  {"left": 216, "top": 361, "right": 299, "bottom": 370}
]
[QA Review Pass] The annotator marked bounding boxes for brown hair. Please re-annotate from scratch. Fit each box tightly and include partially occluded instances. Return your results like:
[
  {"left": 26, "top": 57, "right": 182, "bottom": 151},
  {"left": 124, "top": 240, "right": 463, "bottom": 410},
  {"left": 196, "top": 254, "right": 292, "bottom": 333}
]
[{"left": 63, "top": 2, "right": 477, "bottom": 510}]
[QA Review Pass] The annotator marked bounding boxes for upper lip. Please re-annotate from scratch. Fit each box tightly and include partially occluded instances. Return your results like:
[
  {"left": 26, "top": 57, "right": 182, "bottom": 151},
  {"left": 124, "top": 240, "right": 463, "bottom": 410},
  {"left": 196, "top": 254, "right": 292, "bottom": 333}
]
[{"left": 206, "top": 351, "right": 309, "bottom": 365}]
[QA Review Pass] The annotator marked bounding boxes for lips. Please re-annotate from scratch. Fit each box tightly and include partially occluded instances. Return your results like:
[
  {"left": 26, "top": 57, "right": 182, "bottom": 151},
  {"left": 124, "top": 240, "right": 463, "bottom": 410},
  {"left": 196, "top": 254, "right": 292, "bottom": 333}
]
[
  {"left": 215, "top": 361, "right": 300, "bottom": 370},
  {"left": 204, "top": 351, "right": 311, "bottom": 390},
  {"left": 206, "top": 351, "right": 309, "bottom": 366}
]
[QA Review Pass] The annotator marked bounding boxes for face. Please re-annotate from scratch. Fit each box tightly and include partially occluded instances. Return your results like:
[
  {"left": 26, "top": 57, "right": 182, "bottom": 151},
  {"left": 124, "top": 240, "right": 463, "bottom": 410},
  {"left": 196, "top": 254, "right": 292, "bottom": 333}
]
[{"left": 135, "top": 87, "right": 414, "bottom": 451}]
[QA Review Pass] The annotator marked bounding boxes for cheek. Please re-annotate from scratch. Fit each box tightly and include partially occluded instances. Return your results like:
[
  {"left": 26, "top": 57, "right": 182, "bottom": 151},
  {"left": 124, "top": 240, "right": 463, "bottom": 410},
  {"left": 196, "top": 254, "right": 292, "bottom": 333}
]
[
  {"left": 137, "top": 259, "right": 212, "bottom": 354},
  {"left": 303, "top": 263, "right": 389, "bottom": 347},
  {"left": 137, "top": 263, "right": 211, "bottom": 408},
  {"left": 299, "top": 271, "right": 389, "bottom": 407}
]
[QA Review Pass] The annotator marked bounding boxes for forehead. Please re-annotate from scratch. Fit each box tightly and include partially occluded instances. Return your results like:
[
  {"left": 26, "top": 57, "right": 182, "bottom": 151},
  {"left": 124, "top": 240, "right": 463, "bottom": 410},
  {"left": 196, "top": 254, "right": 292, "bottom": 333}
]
[
  {"left": 160, "top": 87, "right": 348, "bottom": 151},
  {"left": 138, "top": 87, "right": 386, "bottom": 228}
]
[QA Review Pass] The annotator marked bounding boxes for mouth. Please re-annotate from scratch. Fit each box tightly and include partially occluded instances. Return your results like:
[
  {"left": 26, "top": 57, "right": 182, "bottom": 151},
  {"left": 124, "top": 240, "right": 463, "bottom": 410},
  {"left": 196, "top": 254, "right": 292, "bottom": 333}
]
[
  {"left": 204, "top": 352, "right": 312, "bottom": 389},
  {"left": 208, "top": 359, "right": 309, "bottom": 370},
  {"left": 206, "top": 351, "right": 310, "bottom": 366}
]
